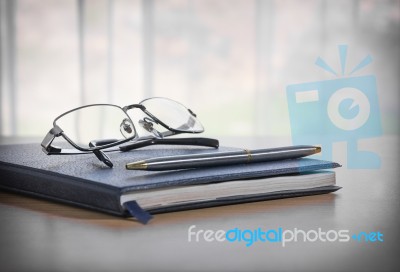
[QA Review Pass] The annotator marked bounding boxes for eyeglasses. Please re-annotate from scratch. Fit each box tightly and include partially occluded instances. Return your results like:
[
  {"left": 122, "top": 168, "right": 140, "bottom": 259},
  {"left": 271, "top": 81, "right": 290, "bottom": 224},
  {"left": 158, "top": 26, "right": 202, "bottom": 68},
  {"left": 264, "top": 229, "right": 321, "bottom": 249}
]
[{"left": 41, "top": 97, "right": 219, "bottom": 167}]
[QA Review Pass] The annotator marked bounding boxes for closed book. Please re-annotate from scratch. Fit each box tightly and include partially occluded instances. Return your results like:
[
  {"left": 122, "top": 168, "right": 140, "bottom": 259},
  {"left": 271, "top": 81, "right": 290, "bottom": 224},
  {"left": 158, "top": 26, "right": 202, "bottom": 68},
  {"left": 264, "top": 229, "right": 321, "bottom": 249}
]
[{"left": 0, "top": 143, "right": 341, "bottom": 223}]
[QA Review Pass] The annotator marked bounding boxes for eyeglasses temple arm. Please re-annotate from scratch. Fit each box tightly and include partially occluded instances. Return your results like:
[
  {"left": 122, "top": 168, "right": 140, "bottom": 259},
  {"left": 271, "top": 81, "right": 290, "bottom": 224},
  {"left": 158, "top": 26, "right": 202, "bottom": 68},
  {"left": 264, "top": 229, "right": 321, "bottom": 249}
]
[
  {"left": 41, "top": 125, "right": 64, "bottom": 154},
  {"left": 41, "top": 125, "right": 92, "bottom": 155},
  {"left": 119, "top": 137, "right": 219, "bottom": 152}
]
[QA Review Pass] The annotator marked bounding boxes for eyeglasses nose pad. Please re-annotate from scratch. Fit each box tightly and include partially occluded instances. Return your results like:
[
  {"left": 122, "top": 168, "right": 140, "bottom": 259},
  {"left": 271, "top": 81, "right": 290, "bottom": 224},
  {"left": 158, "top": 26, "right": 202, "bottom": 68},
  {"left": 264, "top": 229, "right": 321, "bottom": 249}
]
[
  {"left": 139, "top": 118, "right": 163, "bottom": 138},
  {"left": 120, "top": 118, "right": 134, "bottom": 138}
]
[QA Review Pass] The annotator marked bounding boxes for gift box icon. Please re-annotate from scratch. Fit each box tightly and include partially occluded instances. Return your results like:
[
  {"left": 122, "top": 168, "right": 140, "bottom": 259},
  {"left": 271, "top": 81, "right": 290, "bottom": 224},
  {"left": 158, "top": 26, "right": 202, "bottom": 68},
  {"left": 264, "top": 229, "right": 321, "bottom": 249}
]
[{"left": 286, "top": 45, "right": 382, "bottom": 169}]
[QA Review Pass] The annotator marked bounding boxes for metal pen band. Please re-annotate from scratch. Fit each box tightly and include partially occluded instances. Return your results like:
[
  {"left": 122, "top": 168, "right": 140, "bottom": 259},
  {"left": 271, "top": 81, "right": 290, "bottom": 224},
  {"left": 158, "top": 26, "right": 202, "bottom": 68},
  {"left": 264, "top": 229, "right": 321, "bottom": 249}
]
[{"left": 244, "top": 149, "right": 252, "bottom": 162}]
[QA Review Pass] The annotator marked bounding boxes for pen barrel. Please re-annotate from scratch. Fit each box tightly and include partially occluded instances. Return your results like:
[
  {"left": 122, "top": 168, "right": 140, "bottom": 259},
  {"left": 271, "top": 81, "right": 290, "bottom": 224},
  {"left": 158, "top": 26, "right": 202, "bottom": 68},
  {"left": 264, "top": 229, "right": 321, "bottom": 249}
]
[
  {"left": 250, "top": 146, "right": 318, "bottom": 162},
  {"left": 147, "top": 153, "right": 250, "bottom": 170},
  {"left": 143, "top": 146, "right": 319, "bottom": 171}
]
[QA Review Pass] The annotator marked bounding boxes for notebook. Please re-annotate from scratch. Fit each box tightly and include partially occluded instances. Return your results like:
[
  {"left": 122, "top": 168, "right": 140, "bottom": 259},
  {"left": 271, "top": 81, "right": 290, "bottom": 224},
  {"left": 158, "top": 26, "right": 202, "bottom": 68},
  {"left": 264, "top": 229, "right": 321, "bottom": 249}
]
[{"left": 0, "top": 143, "right": 341, "bottom": 223}]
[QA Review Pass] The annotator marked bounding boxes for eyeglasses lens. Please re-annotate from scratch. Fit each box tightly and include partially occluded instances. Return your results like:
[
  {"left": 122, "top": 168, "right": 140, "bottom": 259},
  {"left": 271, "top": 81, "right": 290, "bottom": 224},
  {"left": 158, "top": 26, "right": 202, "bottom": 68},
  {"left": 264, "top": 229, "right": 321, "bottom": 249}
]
[
  {"left": 55, "top": 105, "right": 136, "bottom": 148},
  {"left": 140, "top": 98, "right": 204, "bottom": 133}
]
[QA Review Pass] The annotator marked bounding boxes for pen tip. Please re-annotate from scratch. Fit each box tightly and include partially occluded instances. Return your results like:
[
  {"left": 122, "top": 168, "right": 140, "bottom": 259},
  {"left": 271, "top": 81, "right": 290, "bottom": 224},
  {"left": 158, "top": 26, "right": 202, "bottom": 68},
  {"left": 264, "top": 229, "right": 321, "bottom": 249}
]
[
  {"left": 315, "top": 146, "right": 322, "bottom": 153},
  {"left": 126, "top": 161, "right": 148, "bottom": 170}
]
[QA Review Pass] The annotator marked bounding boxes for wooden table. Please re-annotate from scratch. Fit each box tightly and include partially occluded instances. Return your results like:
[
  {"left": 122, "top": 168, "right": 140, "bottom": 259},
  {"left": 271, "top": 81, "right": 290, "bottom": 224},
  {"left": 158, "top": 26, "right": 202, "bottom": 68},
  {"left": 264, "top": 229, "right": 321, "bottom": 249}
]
[{"left": 0, "top": 136, "right": 399, "bottom": 271}]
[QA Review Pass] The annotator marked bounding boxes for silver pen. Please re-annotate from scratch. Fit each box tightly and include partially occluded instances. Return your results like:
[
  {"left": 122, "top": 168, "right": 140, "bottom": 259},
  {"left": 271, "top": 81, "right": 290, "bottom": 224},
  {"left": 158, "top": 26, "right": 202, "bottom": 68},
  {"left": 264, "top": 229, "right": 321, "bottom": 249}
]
[{"left": 126, "top": 145, "right": 321, "bottom": 171}]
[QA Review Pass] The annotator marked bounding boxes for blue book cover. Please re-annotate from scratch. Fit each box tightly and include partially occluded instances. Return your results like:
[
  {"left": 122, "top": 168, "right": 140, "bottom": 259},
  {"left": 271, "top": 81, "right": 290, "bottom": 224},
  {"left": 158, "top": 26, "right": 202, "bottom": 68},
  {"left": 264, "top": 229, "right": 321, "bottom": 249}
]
[{"left": 0, "top": 143, "right": 341, "bottom": 223}]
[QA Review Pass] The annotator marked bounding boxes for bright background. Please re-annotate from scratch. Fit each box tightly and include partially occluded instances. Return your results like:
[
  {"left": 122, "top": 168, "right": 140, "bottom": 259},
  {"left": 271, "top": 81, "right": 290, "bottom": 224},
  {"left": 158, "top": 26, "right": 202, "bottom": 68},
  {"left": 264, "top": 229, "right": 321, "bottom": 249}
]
[{"left": 1, "top": 0, "right": 399, "bottom": 139}]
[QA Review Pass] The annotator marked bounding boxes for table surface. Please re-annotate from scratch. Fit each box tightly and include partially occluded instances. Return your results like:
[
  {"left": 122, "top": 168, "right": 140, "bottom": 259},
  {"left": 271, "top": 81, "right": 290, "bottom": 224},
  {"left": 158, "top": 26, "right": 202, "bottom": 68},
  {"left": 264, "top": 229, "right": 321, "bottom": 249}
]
[{"left": 0, "top": 136, "right": 399, "bottom": 272}]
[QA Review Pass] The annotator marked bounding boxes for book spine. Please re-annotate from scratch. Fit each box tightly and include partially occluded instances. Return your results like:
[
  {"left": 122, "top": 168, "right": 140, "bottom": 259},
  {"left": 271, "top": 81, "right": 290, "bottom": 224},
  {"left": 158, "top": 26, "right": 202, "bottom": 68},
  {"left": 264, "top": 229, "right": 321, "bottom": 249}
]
[{"left": 0, "top": 162, "right": 124, "bottom": 216}]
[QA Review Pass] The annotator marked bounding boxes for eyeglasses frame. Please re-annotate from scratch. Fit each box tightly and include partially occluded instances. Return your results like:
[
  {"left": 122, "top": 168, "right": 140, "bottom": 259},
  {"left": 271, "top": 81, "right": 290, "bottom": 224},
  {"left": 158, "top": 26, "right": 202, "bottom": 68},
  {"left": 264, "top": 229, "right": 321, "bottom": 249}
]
[{"left": 41, "top": 98, "right": 219, "bottom": 167}]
